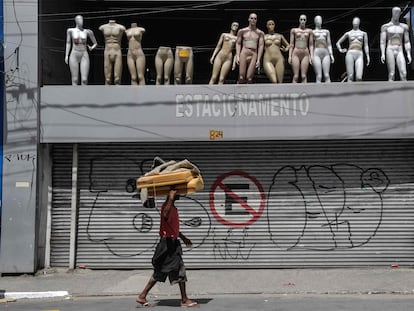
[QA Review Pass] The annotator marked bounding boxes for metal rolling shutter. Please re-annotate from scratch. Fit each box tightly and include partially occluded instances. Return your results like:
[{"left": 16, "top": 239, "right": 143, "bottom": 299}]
[
  {"left": 50, "top": 144, "right": 73, "bottom": 267},
  {"left": 51, "top": 140, "right": 414, "bottom": 269}
]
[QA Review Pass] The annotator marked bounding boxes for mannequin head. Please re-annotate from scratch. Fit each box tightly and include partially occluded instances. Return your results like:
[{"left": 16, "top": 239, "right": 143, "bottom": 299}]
[
  {"left": 74, "top": 15, "right": 83, "bottom": 28},
  {"left": 352, "top": 17, "right": 360, "bottom": 29},
  {"left": 266, "top": 20, "right": 276, "bottom": 33},
  {"left": 314, "top": 15, "right": 322, "bottom": 28},
  {"left": 391, "top": 6, "right": 401, "bottom": 22},
  {"left": 248, "top": 13, "right": 258, "bottom": 27},
  {"left": 231, "top": 21, "right": 239, "bottom": 32},
  {"left": 299, "top": 14, "right": 307, "bottom": 28}
]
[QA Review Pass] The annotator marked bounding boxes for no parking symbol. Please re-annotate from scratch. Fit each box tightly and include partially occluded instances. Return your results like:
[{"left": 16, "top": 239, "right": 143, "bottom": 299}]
[{"left": 209, "top": 171, "right": 266, "bottom": 228}]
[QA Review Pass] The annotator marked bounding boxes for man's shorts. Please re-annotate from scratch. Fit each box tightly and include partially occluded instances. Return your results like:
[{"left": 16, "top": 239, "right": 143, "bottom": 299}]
[
  {"left": 152, "top": 238, "right": 188, "bottom": 284},
  {"left": 153, "top": 261, "right": 187, "bottom": 284}
]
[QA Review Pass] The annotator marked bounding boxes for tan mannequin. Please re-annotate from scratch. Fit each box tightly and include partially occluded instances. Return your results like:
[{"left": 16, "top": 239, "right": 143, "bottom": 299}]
[
  {"left": 263, "top": 19, "right": 289, "bottom": 83},
  {"left": 65, "top": 15, "right": 97, "bottom": 85},
  {"left": 288, "top": 14, "right": 314, "bottom": 83},
  {"left": 380, "top": 6, "right": 412, "bottom": 81},
  {"left": 312, "top": 15, "right": 334, "bottom": 83},
  {"left": 336, "top": 17, "right": 370, "bottom": 82},
  {"left": 174, "top": 46, "right": 193, "bottom": 84},
  {"left": 209, "top": 22, "right": 239, "bottom": 84},
  {"left": 126, "top": 22, "right": 146, "bottom": 85},
  {"left": 155, "top": 47, "right": 174, "bottom": 85},
  {"left": 235, "top": 13, "right": 265, "bottom": 83},
  {"left": 99, "top": 20, "right": 126, "bottom": 85}
]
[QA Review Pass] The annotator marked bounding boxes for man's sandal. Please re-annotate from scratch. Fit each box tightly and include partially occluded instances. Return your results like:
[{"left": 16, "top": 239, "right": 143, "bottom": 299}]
[{"left": 181, "top": 300, "right": 199, "bottom": 308}]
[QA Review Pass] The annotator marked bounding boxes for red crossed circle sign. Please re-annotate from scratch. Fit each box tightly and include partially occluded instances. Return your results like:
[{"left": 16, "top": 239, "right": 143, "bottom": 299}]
[{"left": 209, "top": 170, "right": 266, "bottom": 228}]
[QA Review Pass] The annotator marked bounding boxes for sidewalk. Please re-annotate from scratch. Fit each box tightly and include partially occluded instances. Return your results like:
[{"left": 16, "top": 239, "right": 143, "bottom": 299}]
[{"left": 1, "top": 267, "right": 414, "bottom": 300}]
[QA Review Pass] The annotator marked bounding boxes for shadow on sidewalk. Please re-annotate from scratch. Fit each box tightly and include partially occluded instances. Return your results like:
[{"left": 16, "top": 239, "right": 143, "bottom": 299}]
[{"left": 153, "top": 298, "right": 212, "bottom": 307}]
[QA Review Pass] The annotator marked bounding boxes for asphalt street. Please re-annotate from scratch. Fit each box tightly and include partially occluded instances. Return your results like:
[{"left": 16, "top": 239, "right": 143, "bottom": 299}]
[{"left": 2, "top": 294, "right": 414, "bottom": 311}]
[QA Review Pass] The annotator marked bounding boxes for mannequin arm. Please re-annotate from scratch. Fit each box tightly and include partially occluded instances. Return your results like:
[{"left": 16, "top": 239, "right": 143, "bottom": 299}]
[
  {"left": 281, "top": 35, "right": 290, "bottom": 52},
  {"left": 363, "top": 32, "right": 370, "bottom": 66},
  {"left": 87, "top": 29, "right": 98, "bottom": 51},
  {"left": 327, "top": 31, "right": 334, "bottom": 63},
  {"left": 308, "top": 31, "right": 314, "bottom": 65},
  {"left": 380, "top": 26, "right": 387, "bottom": 63},
  {"left": 256, "top": 32, "right": 264, "bottom": 67},
  {"left": 235, "top": 30, "right": 242, "bottom": 64},
  {"left": 336, "top": 33, "right": 347, "bottom": 53},
  {"left": 288, "top": 29, "right": 295, "bottom": 64},
  {"left": 65, "top": 29, "right": 71, "bottom": 64},
  {"left": 211, "top": 33, "right": 224, "bottom": 64},
  {"left": 404, "top": 28, "right": 412, "bottom": 64}
]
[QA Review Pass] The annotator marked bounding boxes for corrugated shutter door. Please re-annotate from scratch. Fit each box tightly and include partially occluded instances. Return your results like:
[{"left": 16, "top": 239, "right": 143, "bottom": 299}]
[
  {"left": 50, "top": 144, "right": 73, "bottom": 267},
  {"left": 51, "top": 140, "right": 414, "bottom": 268}
]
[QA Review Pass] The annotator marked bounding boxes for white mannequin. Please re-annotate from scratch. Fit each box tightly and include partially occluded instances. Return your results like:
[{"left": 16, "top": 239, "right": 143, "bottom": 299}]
[
  {"left": 65, "top": 15, "right": 97, "bottom": 85},
  {"left": 380, "top": 6, "right": 412, "bottom": 81},
  {"left": 336, "top": 17, "right": 370, "bottom": 82},
  {"left": 99, "top": 20, "right": 126, "bottom": 85},
  {"left": 126, "top": 22, "right": 146, "bottom": 85},
  {"left": 312, "top": 15, "right": 334, "bottom": 83}
]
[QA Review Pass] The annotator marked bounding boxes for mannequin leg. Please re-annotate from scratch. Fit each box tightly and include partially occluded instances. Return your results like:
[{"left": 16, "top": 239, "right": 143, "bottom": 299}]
[
  {"left": 185, "top": 53, "right": 194, "bottom": 84},
  {"left": 174, "top": 57, "right": 184, "bottom": 85},
  {"left": 103, "top": 50, "right": 113, "bottom": 85},
  {"left": 79, "top": 52, "right": 90, "bottom": 85},
  {"left": 218, "top": 59, "right": 232, "bottom": 84},
  {"left": 275, "top": 58, "right": 285, "bottom": 83},
  {"left": 238, "top": 51, "right": 248, "bottom": 83},
  {"left": 386, "top": 50, "right": 396, "bottom": 81},
  {"left": 322, "top": 54, "right": 331, "bottom": 83},
  {"left": 69, "top": 53, "right": 80, "bottom": 86},
  {"left": 291, "top": 53, "right": 300, "bottom": 83},
  {"left": 345, "top": 52, "right": 355, "bottom": 82},
  {"left": 127, "top": 55, "right": 138, "bottom": 85},
  {"left": 300, "top": 55, "right": 309, "bottom": 83},
  {"left": 136, "top": 56, "right": 146, "bottom": 85},
  {"left": 246, "top": 53, "right": 257, "bottom": 83},
  {"left": 313, "top": 55, "right": 323, "bottom": 83},
  {"left": 263, "top": 60, "right": 277, "bottom": 83},
  {"left": 155, "top": 54, "right": 164, "bottom": 85},
  {"left": 164, "top": 56, "right": 174, "bottom": 85},
  {"left": 396, "top": 51, "right": 407, "bottom": 81},
  {"left": 114, "top": 51, "right": 123, "bottom": 85},
  {"left": 355, "top": 55, "right": 364, "bottom": 81},
  {"left": 209, "top": 57, "right": 223, "bottom": 84}
]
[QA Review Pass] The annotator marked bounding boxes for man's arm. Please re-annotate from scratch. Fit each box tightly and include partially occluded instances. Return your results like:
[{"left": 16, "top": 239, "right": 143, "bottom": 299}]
[{"left": 179, "top": 232, "right": 192, "bottom": 246}]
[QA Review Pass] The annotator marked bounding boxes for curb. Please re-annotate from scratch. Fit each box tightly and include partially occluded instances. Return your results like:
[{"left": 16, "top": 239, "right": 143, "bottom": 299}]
[{"left": 0, "top": 290, "right": 69, "bottom": 300}]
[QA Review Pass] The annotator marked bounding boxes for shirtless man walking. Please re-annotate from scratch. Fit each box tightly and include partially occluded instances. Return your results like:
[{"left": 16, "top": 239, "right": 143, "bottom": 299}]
[
  {"left": 235, "top": 13, "right": 264, "bottom": 83},
  {"left": 380, "top": 6, "right": 412, "bottom": 81}
]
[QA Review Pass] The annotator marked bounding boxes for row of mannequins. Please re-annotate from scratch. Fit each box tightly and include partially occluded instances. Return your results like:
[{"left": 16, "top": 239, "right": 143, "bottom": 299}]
[{"left": 65, "top": 7, "right": 412, "bottom": 86}]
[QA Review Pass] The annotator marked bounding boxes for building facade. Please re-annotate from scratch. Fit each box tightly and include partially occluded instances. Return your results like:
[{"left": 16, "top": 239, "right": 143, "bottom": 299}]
[{"left": 1, "top": 0, "right": 414, "bottom": 273}]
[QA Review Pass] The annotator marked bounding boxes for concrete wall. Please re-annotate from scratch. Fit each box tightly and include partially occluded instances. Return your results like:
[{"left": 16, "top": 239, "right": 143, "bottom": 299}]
[
  {"left": 0, "top": 0, "right": 38, "bottom": 273},
  {"left": 41, "top": 82, "right": 414, "bottom": 143}
]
